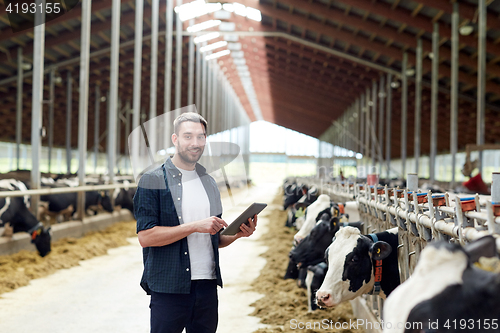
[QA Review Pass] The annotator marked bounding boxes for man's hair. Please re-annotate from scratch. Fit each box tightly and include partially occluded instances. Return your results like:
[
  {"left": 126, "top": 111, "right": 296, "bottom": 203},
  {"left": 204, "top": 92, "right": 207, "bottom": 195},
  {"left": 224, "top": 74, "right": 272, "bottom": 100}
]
[{"left": 173, "top": 112, "right": 208, "bottom": 134}]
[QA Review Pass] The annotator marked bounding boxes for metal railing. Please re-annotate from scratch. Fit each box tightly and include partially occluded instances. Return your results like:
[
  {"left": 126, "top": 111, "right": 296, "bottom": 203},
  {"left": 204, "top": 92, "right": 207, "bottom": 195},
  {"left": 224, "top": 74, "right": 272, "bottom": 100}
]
[
  {"left": 295, "top": 175, "right": 500, "bottom": 322},
  {"left": 0, "top": 182, "right": 137, "bottom": 198}
]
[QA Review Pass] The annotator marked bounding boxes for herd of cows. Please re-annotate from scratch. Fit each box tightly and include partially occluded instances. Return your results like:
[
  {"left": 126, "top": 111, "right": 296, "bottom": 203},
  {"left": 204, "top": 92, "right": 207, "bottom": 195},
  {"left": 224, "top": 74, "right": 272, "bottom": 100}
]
[
  {"left": 0, "top": 172, "right": 136, "bottom": 257},
  {"left": 282, "top": 179, "right": 500, "bottom": 332},
  {"left": 2, "top": 171, "right": 500, "bottom": 330}
]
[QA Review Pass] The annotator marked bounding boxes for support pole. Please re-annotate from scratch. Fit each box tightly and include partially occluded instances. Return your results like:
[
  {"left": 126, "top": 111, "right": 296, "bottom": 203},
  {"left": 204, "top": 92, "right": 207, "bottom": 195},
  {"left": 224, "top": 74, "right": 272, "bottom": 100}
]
[
  {"left": 77, "top": 0, "right": 92, "bottom": 220},
  {"left": 164, "top": 0, "right": 173, "bottom": 139},
  {"left": 371, "top": 81, "right": 377, "bottom": 170},
  {"left": 16, "top": 47, "right": 23, "bottom": 171},
  {"left": 149, "top": 0, "right": 159, "bottom": 153},
  {"left": 356, "top": 99, "right": 361, "bottom": 154},
  {"left": 450, "top": 3, "right": 459, "bottom": 188},
  {"left": 365, "top": 89, "right": 370, "bottom": 171},
  {"left": 430, "top": 23, "right": 439, "bottom": 182},
  {"left": 106, "top": 0, "right": 119, "bottom": 210},
  {"left": 125, "top": 100, "right": 131, "bottom": 157},
  {"left": 132, "top": 0, "right": 144, "bottom": 169},
  {"left": 116, "top": 99, "right": 122, "bottom": 170},
  {"left": 175, "top": 0, "right": 183, "bottom": 112},
  {"left": 188, "top": 19, "right": 195, "bottom": 106},
  {"left": 207, "top": 60, "right": 213, "bottom": 134},
  {"left": 492, "top": 173, "right": 500, "bottom": 203},
  {"left": 414, "top": 39, "right": 422, "bottom": 175},
  {"left": 31, "top": 0, "right": 45, "bottom": 219},
  {"left": 94, "top": 85, "right": 100, "bottom": 173},
  {"left": 360, "top": 94, "right": 364, "bottom": 158},
  {"left": 477, "top": 0, "right": 486, "bottom": 174},
  {"left": 66, "top": 71, "right": 72, "bottom": 174},
  {"left": 195, "top": 39, "right": 202, "bottom": 112},
  {"left": 211, "top": 62, "right": 218, "bottom": 133},
  {"left": 378, "top": 75, "right": 385, "bottom": 176},
  {"left": 201, "top": 44, "right": 208, "bottom": 119},
  {"left": 48, "top": 69, "right": 55, "bottom": 173},
  {"left": 407, "top": 173, "right": 418, "bottom": 192},
  {"left": 401, "top": 53, "right": 408, "bottom": 179},
  {"left": 386, "top": 73, "right": 392, "bottom": 181}
]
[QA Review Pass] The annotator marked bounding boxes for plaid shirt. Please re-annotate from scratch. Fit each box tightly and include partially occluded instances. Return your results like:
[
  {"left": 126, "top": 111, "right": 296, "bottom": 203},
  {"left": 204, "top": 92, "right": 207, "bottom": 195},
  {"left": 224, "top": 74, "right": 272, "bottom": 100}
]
[{"left": 134, "top": 157, "right": 223, "bottom": 294}]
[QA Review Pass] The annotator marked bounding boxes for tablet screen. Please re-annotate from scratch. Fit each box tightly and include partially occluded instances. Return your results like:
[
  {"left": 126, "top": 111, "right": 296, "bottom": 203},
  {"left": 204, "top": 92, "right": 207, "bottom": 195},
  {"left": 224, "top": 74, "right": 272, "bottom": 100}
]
[{"left": 220, "top": 203, "right": 267, "bottom": 236}]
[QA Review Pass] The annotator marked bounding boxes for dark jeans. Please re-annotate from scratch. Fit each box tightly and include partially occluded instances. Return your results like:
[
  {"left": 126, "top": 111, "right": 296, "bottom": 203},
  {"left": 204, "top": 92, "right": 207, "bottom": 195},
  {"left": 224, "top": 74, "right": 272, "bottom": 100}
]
[{"left": 150, "top": 279, "right": 218, "bottom": 333}]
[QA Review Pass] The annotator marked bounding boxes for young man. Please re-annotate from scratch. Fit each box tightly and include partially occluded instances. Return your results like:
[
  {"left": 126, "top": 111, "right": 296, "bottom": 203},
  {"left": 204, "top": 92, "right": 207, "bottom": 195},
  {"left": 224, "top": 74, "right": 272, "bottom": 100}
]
[{"left": 134, "top": 112, "right": 257, "bottom": 333}]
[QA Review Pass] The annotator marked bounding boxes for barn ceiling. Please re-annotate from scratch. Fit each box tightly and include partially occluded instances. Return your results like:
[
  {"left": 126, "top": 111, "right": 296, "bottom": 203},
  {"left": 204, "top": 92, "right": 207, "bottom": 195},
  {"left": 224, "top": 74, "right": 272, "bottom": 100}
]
[{"left": 0, "top": 0, "right": 499, "bottom": 159}]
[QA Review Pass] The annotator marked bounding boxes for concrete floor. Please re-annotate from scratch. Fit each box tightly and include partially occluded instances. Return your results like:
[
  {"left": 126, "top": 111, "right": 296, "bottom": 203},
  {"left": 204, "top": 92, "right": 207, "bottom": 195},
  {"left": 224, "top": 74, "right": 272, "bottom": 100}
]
[{"left": 0, "top": 182, "right": 280, "bottom": 333}]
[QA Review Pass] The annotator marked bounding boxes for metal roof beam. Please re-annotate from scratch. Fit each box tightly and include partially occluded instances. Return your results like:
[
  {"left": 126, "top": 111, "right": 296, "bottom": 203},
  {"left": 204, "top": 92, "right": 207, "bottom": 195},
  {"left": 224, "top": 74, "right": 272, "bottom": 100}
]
[
  {"left": 254, "top": 3, "right": 500, "bottom": 95},
  {"left": 271, "top": 0, "right": 500, "bottom": 79}
]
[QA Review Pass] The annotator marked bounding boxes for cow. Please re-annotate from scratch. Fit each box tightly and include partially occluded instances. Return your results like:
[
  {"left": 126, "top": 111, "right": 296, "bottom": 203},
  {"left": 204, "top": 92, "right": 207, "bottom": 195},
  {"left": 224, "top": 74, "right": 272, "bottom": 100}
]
[
  {"left": 291, "top": 217, "right": 364, "bottom": 272},
  {"left": 294, "top": 194, "right": 340, "bottom": 243},
  {"left": 0, "top": 178, "right": 31, "bottom": 208},
  {"left": 383, "top": 236, "right": 500, "bottom": 333},
  {"left": 284, "top": 187, "right": 320, "bottom": 228},
  {"left": 306, "top": 262, "right": 328, "bottom": 312},
  {"left": 285, "top": 213, "right": 363, "bottom": 286},
  {"left": 40, "top": 190, "right": 113, "bottom": 221},
  {"left": 0, "top": 180, "right": 51, "bottom": 257},
  {"left": 316, "top": 227, "right": 399, "bottom": 308},
  {"left": 284, "top": 210, "right": 335, "bottom": 281},
  {"left": 113, "top": 180, "right": 136, "bottom": 213},
  {"left": 283, "top": 183, "right": 309, "bottom": 210}
]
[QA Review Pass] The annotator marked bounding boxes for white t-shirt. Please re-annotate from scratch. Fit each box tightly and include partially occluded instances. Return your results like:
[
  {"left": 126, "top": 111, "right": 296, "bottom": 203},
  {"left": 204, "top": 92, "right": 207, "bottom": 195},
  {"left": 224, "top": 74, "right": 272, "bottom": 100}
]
[{"left": 178, "top": 167, "right": 216, "bottom": 280}]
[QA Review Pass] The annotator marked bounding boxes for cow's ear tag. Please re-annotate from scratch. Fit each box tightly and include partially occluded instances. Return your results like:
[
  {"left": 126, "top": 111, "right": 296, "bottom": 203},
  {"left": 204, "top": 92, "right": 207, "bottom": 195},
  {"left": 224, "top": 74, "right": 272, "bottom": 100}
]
[
  {"left": 100, "top": 191, "right": 105, "bottom": 197},
  {"left": 370, "top": 241, "right": 392, "bottom": 261}
]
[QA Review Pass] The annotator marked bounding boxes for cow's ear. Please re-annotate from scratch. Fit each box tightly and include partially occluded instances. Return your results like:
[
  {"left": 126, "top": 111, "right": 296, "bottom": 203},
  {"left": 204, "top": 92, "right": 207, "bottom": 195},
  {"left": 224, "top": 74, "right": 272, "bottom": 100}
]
[
  {"left": 370, "top": 241, "right": 392, "bottom": 261},
  {"left": 329, "top": 217, "right": 339, "bottom": 232},
  {"left": 464, "top": 235, "right": 496, "bottom": 262}
]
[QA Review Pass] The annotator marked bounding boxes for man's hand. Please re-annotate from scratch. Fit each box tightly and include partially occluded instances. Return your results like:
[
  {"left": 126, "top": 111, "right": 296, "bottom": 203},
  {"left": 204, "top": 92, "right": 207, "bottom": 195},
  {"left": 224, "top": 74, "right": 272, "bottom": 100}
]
[
  {"left": 236, "top": 214, "right": 257, "bottom": 238},
  {"left": 195, "top": 216, "right": 228, "bottom": 235}
]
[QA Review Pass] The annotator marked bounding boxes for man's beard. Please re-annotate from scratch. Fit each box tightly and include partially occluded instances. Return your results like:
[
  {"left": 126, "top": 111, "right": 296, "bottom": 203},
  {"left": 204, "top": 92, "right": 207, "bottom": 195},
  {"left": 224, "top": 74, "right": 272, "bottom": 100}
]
[{"left": 176, "top": 145, "right": 204, "bottom": 164}]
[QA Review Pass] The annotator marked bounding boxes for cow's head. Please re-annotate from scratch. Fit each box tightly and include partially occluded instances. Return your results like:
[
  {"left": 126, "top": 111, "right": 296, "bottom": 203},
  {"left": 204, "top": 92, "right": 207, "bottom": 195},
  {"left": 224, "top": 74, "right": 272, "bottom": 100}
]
[
  {"left": 290, "top": 213, "right": 340, "bottom": 268},
  {"left": 383, "top": 236, "right": 498, "bottom": 332},
  {"left": 316, "top": 227, "right": 392, "bottom": 307},
  {"left": 30, "top": 223, "right": 52, "bottom": 257},
  {"left": 99, "top": 191, "right": 114, "bottom": 212}
]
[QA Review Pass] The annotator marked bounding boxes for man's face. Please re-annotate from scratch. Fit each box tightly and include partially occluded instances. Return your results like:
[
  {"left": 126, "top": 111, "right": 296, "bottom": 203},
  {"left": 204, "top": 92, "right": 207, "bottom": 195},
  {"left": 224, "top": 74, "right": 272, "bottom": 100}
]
[{"left": 173, "top": 121, "right": 207, "bottom": 164}]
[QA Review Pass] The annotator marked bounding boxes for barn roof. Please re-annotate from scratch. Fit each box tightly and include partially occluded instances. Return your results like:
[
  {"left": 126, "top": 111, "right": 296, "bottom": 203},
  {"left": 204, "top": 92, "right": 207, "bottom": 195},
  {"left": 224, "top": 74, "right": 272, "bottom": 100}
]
[{"left": 0, "top": 0, "right": 499, "bottom": 158}]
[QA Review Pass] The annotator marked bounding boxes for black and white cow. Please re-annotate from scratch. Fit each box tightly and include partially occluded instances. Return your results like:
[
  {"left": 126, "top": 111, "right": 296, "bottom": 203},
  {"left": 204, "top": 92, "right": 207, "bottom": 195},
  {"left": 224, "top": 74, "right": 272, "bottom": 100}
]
[
  {"left": 383, "top": 236, "right": 500, "bottom": 333},
  {"left": 306, "top": 262, "right": 328, "bottom": 312},
  {"left": 286, "top": 213, "right": 363, "bottom": 288},
  {"left": 294, "top": 194, "right": 345, "bottom": 243},
  {"left": 284, "top": 210, "right": 336, "bottom": 281},
  {"left": 291, "top": 217, "right": 364, "bottom": 271},
  {"left": 113, "top": 180, "right": 136, "bottom": 213},
  {"left": 283, "top": 183, "right": 309, "bottom": 210},
  {"left": 41, "top": 189, "right": 113, "bottom": 221},
  {"left": 316, "top": 227, "right": 399, "bottom": 307},
  {"left": 0, "top": 180, "right": 51, "bottom": 257},
  {"left": 285, "top": 187, "right": 319, "bottom": 228}
]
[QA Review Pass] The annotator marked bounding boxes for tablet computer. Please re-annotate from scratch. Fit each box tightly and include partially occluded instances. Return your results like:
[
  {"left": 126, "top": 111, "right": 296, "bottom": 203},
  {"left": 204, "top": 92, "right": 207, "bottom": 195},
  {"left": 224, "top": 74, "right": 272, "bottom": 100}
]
[{"left": 220, "top": 203, "right": 267, "bottom": 236}]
